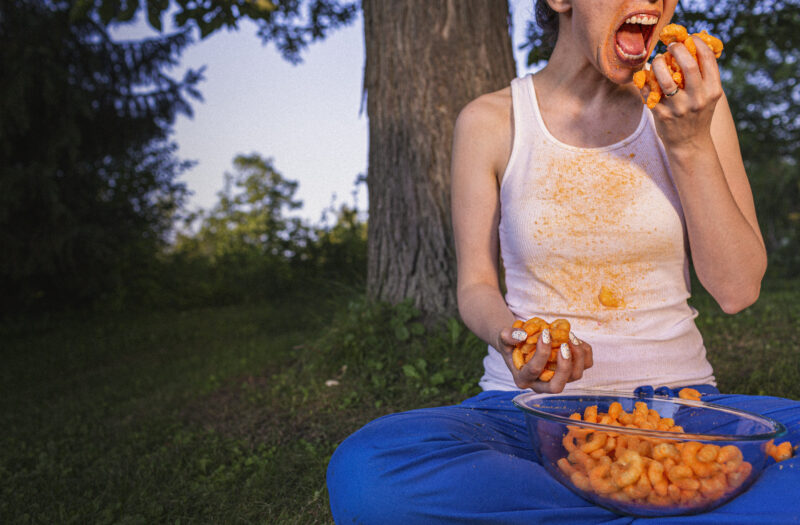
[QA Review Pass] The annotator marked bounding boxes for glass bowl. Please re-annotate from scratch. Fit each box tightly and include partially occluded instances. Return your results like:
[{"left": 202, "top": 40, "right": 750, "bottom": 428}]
[{"left": 513, "top": 390, "right": 786, "bottom": 517}]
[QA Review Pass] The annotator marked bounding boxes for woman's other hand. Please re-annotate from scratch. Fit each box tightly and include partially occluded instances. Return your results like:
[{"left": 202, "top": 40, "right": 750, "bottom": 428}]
[{"left": 497, "top": 325, "right": 593, "bottom": 393}]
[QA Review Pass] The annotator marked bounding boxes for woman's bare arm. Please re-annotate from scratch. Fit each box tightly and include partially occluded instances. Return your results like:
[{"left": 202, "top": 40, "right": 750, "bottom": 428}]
[
  {"left": 649, "top": 41, "right": 767, "bottom": 313},
  {"left": 451, "top": 93, "right": 515, "bottom": 352}
]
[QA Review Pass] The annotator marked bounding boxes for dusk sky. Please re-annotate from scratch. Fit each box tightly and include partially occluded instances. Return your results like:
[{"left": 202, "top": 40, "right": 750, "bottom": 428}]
[{"left": 115, "top": 1, "right": 539, "bottom": 223}]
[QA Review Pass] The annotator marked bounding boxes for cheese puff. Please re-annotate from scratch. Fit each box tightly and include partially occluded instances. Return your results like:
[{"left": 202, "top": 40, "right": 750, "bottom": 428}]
[
  {"left": 683, "top": 35, "right": 697, "bottom": 58},
  {"left": 598, "top": 285, "right": 624, "bottom": 307},
  {"left": 646, "top": 80, "right": 661, "bottom": 109},
  {"left": 766, "top": 440, "right": 794, "bottom": 462},
  {"left": 635, "top": 24, "right": 723, "bottom": 109},
  {"left": 659, "top": 23, "right": 688, "bottom": 45},
  {"left": 633, "top": 70, "right": 647, "bottom": 89},
  {"left": 522, "top": 317, "right": 549, "bottom": 336},
  {"left": 512, "top": 347, "right": 525, "bottom": 370},
  {"left": 671, "top": 71, "right": 684, "bottom": 89},
  {"left": 678, "top": 388, "right": 702, "bottom": 401},
  {"left": 549, "top": 319, "right": 571, "bottom": 345},
  {"left": 692, "top": 30, "right": 723, "bottom": 58},
  {"left": 512, "top": 317, "right": 573, "bottom": 382},
  {"left": 662, "top": 51, "right": 686, "bottom": 88},
  {"left": 665, "top": 52, "right": 680, "bottom": 70},
  {"left": 633, "top": 68, "right": 662, "bottom": 108},
  {"left": 538, "top": 369, "right": 556, "bottom": 382}
]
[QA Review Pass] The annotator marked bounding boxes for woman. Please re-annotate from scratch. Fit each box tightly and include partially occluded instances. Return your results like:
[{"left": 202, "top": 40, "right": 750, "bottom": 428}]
[{"left": 327, "top": 1, "right": 798, "bottom": 522}]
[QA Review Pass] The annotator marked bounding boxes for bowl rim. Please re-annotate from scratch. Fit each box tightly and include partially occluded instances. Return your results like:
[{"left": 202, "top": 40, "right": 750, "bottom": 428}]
[{"left": 513, "top": 390, "right": 787, "bottom": 442}]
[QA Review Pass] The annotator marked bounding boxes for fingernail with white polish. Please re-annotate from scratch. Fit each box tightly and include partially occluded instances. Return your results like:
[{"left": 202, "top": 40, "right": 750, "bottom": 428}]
[
  {"left": 569, "top": 332, "right": 580, "bottom": 346},
  {"left": 541, "top": 329, "right": 551, "bottom": 345},
  {"left": 512, "top": 330, "right": 527, "bottom": 342},
  {"left": 561, "top": 343, "right": 571, "bottom": 360}
]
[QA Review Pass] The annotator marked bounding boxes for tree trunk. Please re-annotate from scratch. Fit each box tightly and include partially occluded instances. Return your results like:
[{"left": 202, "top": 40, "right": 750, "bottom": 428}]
[{"left": 362, "top": 0, "right": 516, "bottom": 319}]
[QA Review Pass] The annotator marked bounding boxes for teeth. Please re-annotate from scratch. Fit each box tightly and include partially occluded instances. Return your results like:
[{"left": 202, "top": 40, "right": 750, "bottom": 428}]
[
  {"left": 616, "top": 44, "right": 648, "bottom": 60},
  {"left": 624, "top": 14, "right": 658, "bottom": 25}
]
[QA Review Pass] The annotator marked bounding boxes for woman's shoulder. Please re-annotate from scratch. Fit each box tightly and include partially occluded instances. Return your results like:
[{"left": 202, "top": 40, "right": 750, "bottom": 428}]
[
  {"left": 453, "top": 85, "right": 514, "bottom": 180},
  {"left": 456, "top": 86, "right": 512, "bottom": 133}
]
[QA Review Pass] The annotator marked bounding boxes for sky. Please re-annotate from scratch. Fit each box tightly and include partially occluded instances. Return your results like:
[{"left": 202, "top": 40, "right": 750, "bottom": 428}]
[{"left": 114, "top": 1, "right": 539, "bottom": 224}]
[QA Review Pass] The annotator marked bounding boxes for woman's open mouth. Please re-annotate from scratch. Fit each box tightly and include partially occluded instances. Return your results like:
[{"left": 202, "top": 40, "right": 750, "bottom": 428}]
[{"left": 614, "top": 13, "right": 659, "bottom": 64}]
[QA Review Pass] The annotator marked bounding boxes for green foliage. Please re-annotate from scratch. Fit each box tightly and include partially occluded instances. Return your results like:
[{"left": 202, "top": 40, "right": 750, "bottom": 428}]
[
  {"left": 690, "top": 279, "right": 800, "bottom": 398},
  {"left": 75, "top": 0, "right": 359, "bottom": 63},
  {"left": 747, "top": 160, "right": 800, "bottom": 274},
  {"left": 672, "top": 1, "right": 800, "bottom": 275},
  {"left": 0, "top": 0, "right": 202, "bottom": 314},
  {"left": 522, "top": 0, "right": 800, "bottom": 274},
  {"left": 186, "top": 153, "right": 307, "bottom": 261},
  {"left": 306, "top": 198, "right": 368, "bottom": 283},
  {"left": 673, "top": 0, "right": 800, "bottom": 162},
  {"left": 162, "top": 154, "right": 367, "bottom": 308},
  {"left": 308, "top": 297, "right": 486, "bottom": 408},
  {"left": 172, "top": 153, "right": 307, "bottom": 300},
  {"left": 0, "top": 294, "right": 332, "bottom": 524}
]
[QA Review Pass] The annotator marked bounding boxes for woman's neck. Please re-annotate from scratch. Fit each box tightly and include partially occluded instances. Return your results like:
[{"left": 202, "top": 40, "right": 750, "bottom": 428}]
[
  {"left": 531, "top": 45, "right": 643, "bottom": 148},
  {"left": 537, "top": 26, "right": 631, "bottom": 109}
]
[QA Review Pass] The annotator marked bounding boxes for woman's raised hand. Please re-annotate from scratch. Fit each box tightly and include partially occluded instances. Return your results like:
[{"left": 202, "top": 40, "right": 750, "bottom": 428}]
[{"left": 646, "top": 37, "right": 724, "bottom": 150}]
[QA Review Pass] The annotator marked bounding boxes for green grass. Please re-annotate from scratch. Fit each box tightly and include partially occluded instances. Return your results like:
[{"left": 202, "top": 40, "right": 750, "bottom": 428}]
[
  {"left": 0, "top": 292, "right": 346, "bottom": 524},
  {"left": 690, "top": 278, "right": 800, "bottom": 398},
  {"left": 1, "top": 281, "right": 798, "bottom": 523}
]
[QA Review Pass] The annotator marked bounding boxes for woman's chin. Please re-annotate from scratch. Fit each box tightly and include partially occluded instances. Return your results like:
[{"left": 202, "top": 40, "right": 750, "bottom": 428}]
[
  {"left": 600, "top": 47, "right": 649, "bottom": 84},
  {"left": 601, "top": 61, "right": 640, "bottom": 85}
]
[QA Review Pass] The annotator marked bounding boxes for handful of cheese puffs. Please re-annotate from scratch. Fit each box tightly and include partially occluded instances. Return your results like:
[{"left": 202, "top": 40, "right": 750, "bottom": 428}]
[{"left": 633, "top": 24, "right": 724, "bottom": 109}]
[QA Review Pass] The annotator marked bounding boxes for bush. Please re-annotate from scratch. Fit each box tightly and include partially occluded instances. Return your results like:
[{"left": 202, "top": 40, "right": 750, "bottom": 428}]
[
  {"left": 307, "top": 297, "right": 486, "bottom": 410},
  {"left": 146, "top": 155, "right": 368, "bottom": 310}
]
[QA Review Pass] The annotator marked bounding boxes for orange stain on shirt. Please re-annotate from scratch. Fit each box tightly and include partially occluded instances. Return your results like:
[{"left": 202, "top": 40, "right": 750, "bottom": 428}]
[{"left": 523, "top": 149, "right": 679, "bottom": 331}]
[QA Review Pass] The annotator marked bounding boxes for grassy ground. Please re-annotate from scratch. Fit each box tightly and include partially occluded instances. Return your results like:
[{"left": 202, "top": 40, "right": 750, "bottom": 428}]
[
  {"left": 1, "top": 280, "right": 798, "bottom": 524},
  {"left": 690, "top": 278, "right": 800, "bottom": 398}
]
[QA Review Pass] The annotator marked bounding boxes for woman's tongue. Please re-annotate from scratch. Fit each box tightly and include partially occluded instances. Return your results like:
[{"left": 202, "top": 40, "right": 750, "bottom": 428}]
[{"left": 616, "top": 23, "right": 645, "bottom": 56}]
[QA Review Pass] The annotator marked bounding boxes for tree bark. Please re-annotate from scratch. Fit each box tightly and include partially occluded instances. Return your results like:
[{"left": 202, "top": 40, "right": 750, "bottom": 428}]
[{"left": 362, "top": 0, "right": 516, "bottom": 318}]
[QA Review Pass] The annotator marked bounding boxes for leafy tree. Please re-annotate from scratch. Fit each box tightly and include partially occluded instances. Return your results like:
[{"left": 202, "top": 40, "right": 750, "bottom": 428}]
[
  {"left": 676, "top": 0, "right": 800, "bottom": 272},
  {"left": 0, "top": 0, "right": 202, "bottom": 313},
  {"left": 309, "top": 196, "right": 367, "bottom": 284},
  {"left": 672, "top": 1, "right": 799, "bottom": 163},
  {"left": 179, "top": 153, "right": 307, "bottom": 262},
  {"left": 522, "top": 0, "right": 800, "bottom": 162},
  {"left": 173, "top": 154, "right": 309, "bottom": 300},
  {"left": 68, "top": 0, "right": 359, "bottom": 63},
  {"left": 172, "top": 153, "right": 366, "bottom": 304}
]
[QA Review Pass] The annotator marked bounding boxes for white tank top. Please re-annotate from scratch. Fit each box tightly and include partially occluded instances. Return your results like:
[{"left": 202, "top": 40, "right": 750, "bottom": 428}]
[{"left": 479, "top": 74, "right": 716, "bottom": 392}]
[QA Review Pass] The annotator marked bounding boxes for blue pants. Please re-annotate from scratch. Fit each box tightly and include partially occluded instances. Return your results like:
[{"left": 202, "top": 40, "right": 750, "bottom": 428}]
[{"left": 327, "top": 388, "right": 800, "bottom": 524}]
